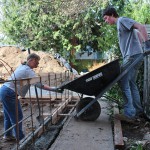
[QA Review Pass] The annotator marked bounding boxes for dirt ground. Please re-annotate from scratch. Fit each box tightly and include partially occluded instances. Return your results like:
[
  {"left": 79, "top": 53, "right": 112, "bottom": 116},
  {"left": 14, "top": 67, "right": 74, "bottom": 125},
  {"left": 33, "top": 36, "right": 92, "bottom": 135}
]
[{"left": 121, "top": 116, "right": 150, "bottom": 150}]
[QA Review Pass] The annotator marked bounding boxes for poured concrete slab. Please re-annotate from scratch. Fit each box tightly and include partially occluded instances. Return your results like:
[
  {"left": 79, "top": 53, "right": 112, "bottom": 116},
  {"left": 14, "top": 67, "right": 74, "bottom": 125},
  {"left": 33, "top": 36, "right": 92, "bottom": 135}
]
[{"left": 49, "top": 100, "right": 114, "bottom": 150}]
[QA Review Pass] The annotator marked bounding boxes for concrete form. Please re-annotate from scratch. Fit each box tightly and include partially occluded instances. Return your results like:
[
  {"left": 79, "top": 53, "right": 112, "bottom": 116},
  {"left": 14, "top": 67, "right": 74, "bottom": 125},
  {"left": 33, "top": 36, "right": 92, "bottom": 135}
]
[{"left": 50, "top": 101, "right": 114, "bottom": 150}]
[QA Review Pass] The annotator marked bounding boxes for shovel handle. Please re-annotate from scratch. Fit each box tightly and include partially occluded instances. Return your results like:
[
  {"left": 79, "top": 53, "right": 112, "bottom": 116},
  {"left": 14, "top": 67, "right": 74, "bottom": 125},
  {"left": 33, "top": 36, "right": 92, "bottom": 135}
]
[{"left": 34, "top": 85, "right": 41, "bottom": 116}]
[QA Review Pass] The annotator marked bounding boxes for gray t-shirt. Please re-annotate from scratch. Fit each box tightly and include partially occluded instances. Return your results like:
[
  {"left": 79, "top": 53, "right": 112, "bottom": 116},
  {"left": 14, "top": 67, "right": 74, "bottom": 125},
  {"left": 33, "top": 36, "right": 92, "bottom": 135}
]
[
  {"left": 4, "top": 64, "right": 36, "bottom": 97},
  {"left": 117, "top": 17, "right": 143, "bottom": 59}
]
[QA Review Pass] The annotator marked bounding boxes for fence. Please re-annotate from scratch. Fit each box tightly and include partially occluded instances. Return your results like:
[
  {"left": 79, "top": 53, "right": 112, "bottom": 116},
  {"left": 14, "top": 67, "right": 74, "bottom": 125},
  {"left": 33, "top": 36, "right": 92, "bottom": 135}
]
[{"left": 143, "top": 24, "right": 150, "bottom": 118}]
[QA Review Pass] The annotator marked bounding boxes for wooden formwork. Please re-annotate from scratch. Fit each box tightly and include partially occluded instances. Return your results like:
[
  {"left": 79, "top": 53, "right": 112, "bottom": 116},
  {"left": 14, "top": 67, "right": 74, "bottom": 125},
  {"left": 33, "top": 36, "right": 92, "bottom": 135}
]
[{"left": 0, "top": 72, "right": 79, "bottom": 150}]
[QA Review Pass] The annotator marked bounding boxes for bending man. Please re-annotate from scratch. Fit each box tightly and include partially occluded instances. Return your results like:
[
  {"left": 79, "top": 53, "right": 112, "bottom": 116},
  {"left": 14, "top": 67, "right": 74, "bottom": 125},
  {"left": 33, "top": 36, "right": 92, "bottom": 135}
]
[{"left": 0, "top": 53, "right": 61, "bottom": 141}]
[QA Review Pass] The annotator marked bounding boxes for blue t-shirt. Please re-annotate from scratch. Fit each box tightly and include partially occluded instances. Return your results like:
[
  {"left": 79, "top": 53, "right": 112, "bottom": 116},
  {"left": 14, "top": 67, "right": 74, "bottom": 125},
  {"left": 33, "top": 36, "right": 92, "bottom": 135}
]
[
  {"left": 4, "top": 64, "right": 36, "bottom": 97},
  {"left": 117, "top": 17, "right": 143, "bottom": 59}
]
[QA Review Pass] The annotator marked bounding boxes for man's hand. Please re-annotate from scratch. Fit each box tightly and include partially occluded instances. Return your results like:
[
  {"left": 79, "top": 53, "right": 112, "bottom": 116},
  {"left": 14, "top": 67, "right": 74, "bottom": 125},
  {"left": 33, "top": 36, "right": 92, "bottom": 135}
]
[
  {"left": 57, "top": 88, "right": 64, "bottom": 93},
  {"left": 144, "top": 40, "right": 150, "bottom": 52},
  {"left": 50, "top": 87, "right": 64, "bottom": 93}
]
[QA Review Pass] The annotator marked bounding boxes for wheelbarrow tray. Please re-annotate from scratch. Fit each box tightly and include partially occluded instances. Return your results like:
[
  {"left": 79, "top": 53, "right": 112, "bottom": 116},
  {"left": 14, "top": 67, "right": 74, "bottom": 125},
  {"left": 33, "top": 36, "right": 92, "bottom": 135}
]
[{"left": 63, "top": 59, "right": 120, "bottom": 96}]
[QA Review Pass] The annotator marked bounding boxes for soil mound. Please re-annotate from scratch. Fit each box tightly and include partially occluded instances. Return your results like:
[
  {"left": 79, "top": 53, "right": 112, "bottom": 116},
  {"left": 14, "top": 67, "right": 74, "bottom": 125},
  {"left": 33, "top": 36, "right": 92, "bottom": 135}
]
[{"left": 0, "top": 46, "right": 65, "bottom": 77}]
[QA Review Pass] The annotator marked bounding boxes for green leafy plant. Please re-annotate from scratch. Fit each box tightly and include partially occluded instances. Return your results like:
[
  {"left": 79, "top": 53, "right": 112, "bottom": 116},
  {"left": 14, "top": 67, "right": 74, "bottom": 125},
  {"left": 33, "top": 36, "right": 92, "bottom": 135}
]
[{"left": 0, "top": 0, "right": 149, "bottom": 93}]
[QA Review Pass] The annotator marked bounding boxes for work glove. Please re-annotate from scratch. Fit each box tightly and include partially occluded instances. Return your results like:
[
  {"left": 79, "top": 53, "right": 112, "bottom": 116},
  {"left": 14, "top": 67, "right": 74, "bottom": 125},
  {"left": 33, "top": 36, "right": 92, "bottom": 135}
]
[
  {"left": 50, "top": 87, "right": 64, "bottom": 93},
  {"left": 143, "top": 40, "right": 150, "bottom": 52}
]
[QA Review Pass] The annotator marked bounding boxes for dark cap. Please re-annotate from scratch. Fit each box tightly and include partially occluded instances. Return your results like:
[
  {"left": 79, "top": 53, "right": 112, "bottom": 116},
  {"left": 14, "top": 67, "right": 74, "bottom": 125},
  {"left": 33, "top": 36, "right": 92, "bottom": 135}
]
[{"left": 27, "top": 53, "right": 40, "bottom": 61}]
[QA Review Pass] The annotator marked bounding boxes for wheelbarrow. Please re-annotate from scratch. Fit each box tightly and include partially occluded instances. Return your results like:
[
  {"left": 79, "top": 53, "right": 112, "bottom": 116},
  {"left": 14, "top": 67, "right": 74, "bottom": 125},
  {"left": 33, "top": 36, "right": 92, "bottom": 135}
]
[{"left": 61, "top": 51, "right": 150, "bottom": 121}]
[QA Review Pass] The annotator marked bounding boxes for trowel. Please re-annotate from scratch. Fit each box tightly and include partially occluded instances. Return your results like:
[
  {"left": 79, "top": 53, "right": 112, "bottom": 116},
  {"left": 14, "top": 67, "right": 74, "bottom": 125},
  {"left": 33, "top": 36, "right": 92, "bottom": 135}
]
[{"left": 34, "top": 85, "right": 44, "bottom": 124}]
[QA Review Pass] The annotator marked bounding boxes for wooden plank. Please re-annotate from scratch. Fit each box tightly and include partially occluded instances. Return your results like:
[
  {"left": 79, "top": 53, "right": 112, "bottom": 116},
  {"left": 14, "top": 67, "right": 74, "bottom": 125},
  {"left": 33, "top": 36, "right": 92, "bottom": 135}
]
[
  {"left": 20, "top": 76, "right": 50, "bottom": 86},
  {"left": 21, "top": 100, "right": 55, "bottom": 104},
  {"left": 66, "top": 104, "right": 77, "bottom": 107},
  {"left": 20, "top": 97, "right": 52, "bottom": 100},
  {"left": 58, "top": 113, "right": 72, "bottom": 116},
  {"left": 20, "top": 98, "right": 67, "bottom": 104},
  {"left": 19, "top": 95, "right": 68, "bottom": 100},
  {"left": 20, "top": 73, "right": 70, "bottom": 86},
  {"left": 20, "top": 97, "right": 53, "bottom": 104},
  {"left": 51, "top": 98, "right": 72, "bottom": 124},
  {"left": 113, "top": 103, "right": 124, "bottom": 148}
]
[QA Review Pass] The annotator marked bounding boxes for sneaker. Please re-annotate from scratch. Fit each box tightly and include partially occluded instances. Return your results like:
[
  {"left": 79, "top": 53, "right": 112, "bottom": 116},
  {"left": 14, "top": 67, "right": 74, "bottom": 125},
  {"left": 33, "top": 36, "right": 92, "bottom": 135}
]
[
  {"left": 136, "top": 113, "right": 148, "bottom": 119},
  {"left": 3, "top": 136, "right": 16, "bottom": 141},
  {"left": 114, "top": 114, "right": 136, "bottom": 123}
]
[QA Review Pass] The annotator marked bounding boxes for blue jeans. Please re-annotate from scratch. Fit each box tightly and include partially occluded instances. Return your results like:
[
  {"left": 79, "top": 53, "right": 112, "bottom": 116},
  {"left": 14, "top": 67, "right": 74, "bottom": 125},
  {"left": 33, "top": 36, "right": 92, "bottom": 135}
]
[
  {"left": 0, "top": 85, "right": 25, "bottom": 140},
  {"left": 119, "top": 54, "right": 143, "bottom": 118}
]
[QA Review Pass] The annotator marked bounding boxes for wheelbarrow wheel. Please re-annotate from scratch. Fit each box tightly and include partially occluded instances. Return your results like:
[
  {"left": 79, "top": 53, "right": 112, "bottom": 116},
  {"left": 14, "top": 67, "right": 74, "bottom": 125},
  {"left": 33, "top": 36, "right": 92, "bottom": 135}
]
[{"left": 76, "top": 97, "right": 101, "bottom": 121}]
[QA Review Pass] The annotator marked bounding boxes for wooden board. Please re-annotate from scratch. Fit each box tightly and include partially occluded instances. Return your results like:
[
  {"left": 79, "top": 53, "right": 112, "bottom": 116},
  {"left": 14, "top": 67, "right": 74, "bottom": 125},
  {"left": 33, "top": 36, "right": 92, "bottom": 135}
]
[{"left": 113, "top": 103, "right": 124, "bottom": 148}]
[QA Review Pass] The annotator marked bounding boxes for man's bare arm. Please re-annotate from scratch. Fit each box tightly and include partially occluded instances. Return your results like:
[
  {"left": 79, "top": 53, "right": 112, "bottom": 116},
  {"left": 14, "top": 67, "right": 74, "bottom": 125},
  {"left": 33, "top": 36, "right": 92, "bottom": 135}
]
[{"left": 133, "top": 23, "right": 148, "bottom": 42}]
